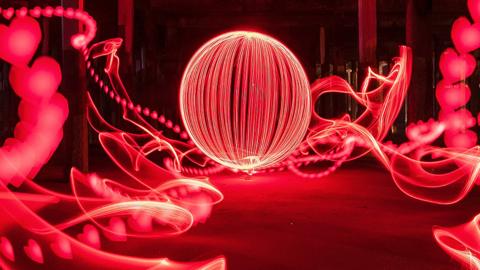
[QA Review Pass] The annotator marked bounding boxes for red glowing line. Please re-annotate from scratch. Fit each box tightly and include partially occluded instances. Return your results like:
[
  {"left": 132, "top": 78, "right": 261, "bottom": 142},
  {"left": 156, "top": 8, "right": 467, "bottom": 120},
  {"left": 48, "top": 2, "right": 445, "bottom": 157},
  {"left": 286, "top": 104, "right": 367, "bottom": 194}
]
[
  {"left": 0, "top": 2, "right": 480, "bottom": 270},
  {"left": 81, "top": 9, "right": 480, "bottom": 253},
  {"left": 0, "top": 7, "right": 225, "bottom": 270},
  {"left": 433, "top": 214, "right": 480, "bottom": 270},
  {"left": 74, "top": 6, "right": 480, "bottom": 269},
  {"left": 85, "top": 38, "right": 191, "bottom": 142}
]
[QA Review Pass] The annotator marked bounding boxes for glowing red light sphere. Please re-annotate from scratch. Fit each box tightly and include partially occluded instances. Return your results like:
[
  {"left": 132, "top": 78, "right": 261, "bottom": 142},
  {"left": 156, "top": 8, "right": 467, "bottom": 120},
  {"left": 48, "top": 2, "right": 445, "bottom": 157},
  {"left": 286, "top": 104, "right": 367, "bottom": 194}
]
[{"left": 180, "top": 31, "right": 311, "bottom": 172}]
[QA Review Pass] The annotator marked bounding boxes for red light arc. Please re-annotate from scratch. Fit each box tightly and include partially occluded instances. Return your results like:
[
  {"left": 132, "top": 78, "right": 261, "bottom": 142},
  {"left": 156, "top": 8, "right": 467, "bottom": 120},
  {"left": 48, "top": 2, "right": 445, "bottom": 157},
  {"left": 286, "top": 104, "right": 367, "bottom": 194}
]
[
  {"left": 0, "top": 2, "right": 479, "bottom": 270},
  {"left": 0, "top": 7, "right": 225, "bottom": 270}
]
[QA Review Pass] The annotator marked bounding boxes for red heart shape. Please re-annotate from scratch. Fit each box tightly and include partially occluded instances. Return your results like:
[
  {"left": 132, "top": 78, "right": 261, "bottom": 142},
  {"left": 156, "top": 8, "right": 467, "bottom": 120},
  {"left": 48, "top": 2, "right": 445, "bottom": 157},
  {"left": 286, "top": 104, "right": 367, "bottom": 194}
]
[
  {"left": 42, "top": 7, "right": 54, "bottom": 18},
  {"left": 24, "top": 239, "right": 43, "bottom": 264},
  {"left": 50, "top": 237, "right": 72, "bottom": 259},
  {"left": 439, "top": 48, "right": 476, "bottom": 82},
  {"left": 9, "top": 56, "right": 62, "bottom": 102},
  {"left": 2, "top": 8, "right": 14, "bottom": 20},
  {"left": 29, "top": 7, "right": 42, "bottom": 18},
  {"left": 439, "top": 108, "right": 476, "bottom": 131},
  {"left": 435, "top": 80, "right": 471, "bottom": 110},
  {"left": 104, "top": 217, "right": 127, "bottom": 242},
  {"left": 0, "top": 237, "right": 14, "bottom": 262},
  {"left": 468, "top": 0, "right": 480, "bottom": 22},
  {"left": 128, "top": 212, "right": 153, "bottom": 232},
  {"left": 444, "top": 129, "right": 478, "bottom": 149},
  {"left": 451, "top": 17, "right": 480, "bottom": 53},
  {"left": 77, "top": 224, "right": 101, "bottom": 249},
  {"left": 0, "top": 17, "right": 41, "bottom": 66}
]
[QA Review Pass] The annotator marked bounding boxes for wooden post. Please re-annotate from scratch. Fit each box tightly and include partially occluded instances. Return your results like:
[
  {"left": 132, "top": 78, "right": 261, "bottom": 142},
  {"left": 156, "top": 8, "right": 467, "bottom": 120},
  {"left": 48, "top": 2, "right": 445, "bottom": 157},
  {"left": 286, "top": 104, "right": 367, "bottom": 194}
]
[
  {"left": 61, "top": 0, "right": 88, "bottom": 174},
  {"left": 118, "top": 0, "right": 134, "bottom": 66},
  {"left": 320, "top": 26, "right": 326, "bottom": 67},
  {"left": 358, "top": 0, "right": 377, "bottom": 69},
  {"left": 406, "top": 0, "right": 433, "bottom": 123}
]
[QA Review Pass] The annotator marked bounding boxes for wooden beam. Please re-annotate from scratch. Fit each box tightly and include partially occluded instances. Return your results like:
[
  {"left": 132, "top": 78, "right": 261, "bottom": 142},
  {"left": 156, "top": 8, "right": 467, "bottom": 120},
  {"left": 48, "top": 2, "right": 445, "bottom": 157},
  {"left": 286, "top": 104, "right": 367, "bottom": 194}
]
[
  {"left": 118, "top": 0, "right": 134, "bottom": 65},
  {"left": 61, "top": 0, "right": 88, "bottom": 173},
  {"left": 406, "top": 0, "right": 433, "bottom": 123},
  {"left": 320, "top": 26, "right": 326, "bottom": 65},
  {"left": 358, "top": 0, "right": 377, "bottom": 67}
]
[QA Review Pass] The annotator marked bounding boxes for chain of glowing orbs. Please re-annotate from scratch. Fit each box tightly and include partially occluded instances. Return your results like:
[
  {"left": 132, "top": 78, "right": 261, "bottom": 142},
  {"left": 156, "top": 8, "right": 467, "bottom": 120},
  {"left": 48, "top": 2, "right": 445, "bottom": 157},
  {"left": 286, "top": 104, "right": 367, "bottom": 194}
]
[{"left": 85, "top": 36, "right": 348, "bottom": 178}]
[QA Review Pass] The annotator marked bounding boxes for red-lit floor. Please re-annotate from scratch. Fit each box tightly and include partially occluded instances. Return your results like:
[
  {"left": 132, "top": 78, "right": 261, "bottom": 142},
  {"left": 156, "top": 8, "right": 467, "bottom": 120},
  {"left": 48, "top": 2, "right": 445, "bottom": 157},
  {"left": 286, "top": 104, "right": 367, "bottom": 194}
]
[{"left": 38, "top": 156, "right": 480, "bottom": 270}]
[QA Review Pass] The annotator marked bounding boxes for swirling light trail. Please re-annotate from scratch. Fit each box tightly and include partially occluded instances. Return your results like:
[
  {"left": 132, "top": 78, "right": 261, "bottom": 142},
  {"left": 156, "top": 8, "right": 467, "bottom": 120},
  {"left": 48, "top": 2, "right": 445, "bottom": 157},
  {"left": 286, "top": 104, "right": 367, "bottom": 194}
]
[
  {"left": 81, "top": 12, "right": 480, "bottom": 267},
  {"left": 1, "top": 2, "right": 480, "bottom": 269},
  {"left": 0, "top": 7, "right": 225, "bottom": 270},
  {"left": 75, "top": 10, "right": 480, "bottom": 270},
  {"left": 433, "top": 214, "right": 480, "bottom": 270}
]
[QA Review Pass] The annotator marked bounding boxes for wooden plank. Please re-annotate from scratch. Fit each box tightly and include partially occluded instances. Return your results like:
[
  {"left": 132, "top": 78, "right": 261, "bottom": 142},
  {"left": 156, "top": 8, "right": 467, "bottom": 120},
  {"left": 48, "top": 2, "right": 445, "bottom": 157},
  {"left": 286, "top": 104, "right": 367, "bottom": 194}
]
[{"left": 358, "top": 0, "right": 377, "bottom": 67}]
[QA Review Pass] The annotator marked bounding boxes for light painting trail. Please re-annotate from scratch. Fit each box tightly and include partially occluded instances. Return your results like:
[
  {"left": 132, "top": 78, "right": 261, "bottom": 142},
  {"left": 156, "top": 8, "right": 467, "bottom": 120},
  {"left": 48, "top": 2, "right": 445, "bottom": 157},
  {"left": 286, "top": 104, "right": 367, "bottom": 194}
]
[
  {"left": 179, "top": 31, "right": 312, "bottom": 173},
  {"left": 433, "top": 214, "right": 480, "bottom": 269},
  {"left": 0, "top": 2, "right": 479, "bottom": 270},
  {"left": 0, "top": 7, "right": 225, "bottom": 270}
]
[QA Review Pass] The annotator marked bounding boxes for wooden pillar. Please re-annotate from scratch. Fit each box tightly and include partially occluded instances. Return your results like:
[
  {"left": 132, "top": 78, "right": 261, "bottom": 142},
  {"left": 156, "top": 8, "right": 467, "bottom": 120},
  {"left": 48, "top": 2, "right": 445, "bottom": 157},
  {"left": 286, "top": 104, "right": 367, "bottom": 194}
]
[
  {"left": 358, "top": 0, "right": 377, "bottom": 69},
  {"left": 117, "top": 0, "right": 135, "bottom": 104},
  {"left": 118, "top": 0, "right": 134, "bottom": 66},
  {"left": 406, "top": 0, "right": 433, "bottom": 123},
  {"left": 319, "top": 26, "right": 326, "bottom": 67},
  {"left": 61, "top": 0, "right": 88, "bottom": 173}
]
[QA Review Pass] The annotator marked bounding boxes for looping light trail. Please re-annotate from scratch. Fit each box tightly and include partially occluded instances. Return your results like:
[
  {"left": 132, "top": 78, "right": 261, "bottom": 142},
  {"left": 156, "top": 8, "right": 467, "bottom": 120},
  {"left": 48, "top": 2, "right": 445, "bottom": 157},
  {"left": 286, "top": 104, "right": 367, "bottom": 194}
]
[
  {"left": 433, "top": 214, "right": 480, "bottom": 270},
  {"left": 63, "top": 12, "right": 480, "bottom": 268},
  {"left": 0, "top": 7, "right": 225, "bottom": 270},
  {"left": 0, "top": 2, "right": 480, "bottom": 269}
]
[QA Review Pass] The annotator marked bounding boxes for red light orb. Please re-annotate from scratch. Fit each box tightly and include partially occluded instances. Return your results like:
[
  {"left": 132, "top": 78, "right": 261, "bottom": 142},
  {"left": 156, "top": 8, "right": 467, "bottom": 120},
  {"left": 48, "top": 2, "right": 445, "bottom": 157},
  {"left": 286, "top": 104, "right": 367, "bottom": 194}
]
[{"left": 180, "top": 31, "right": 311, "bottom": 172}]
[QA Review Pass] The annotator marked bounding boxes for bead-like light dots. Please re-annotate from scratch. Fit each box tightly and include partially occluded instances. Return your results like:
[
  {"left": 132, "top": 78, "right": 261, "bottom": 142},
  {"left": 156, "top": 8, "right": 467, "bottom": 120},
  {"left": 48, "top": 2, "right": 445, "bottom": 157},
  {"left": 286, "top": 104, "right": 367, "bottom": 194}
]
[{"left": 180, "top": 31, "right": 311, "bottom": 172}]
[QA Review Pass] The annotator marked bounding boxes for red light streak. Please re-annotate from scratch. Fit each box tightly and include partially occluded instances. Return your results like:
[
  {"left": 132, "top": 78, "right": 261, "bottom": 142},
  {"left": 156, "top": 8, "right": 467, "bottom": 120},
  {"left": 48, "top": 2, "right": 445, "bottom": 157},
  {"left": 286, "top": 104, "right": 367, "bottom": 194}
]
[
  {"left": 433, "top": 214, "right": 480, "bottom": 270},
  {"left": 0, "top": 2, "right": 479, "bottom": 269},
  {"left": 0, "top": 7, "right": 225, "bottom": 270},
  {"left": 430, "top": 1, "right": 480, "bottom": 266}
]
